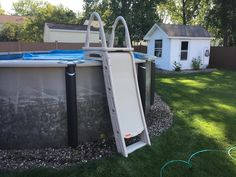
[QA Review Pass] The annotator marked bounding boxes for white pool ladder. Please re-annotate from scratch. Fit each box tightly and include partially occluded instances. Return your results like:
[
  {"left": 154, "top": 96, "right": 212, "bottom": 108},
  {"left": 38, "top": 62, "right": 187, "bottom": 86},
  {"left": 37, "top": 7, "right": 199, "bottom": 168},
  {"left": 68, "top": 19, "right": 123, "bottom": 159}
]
[{"left": 83, "top": 12, "right": 151, "bottom": 157}]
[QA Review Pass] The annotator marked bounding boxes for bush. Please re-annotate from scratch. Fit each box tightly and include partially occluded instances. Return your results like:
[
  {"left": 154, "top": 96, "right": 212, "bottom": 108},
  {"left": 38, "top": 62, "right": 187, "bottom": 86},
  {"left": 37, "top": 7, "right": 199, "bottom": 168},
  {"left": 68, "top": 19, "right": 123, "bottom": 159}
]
[
  {"left": 0, "top": 23, "right": 23, "bottom": 41},
  {"left": 173, "top": 61, "right": 182, "bottom": 71},
  {"left": 192, "top": 57, "right": 202, "bottom": 70}
]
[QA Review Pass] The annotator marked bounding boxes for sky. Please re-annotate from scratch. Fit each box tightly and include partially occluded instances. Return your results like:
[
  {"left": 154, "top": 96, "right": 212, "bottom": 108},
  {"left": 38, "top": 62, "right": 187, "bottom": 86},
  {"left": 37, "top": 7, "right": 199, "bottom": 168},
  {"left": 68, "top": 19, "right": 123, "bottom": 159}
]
[{"left": 0, "top": 0, "right": 84, "bottom": 14}]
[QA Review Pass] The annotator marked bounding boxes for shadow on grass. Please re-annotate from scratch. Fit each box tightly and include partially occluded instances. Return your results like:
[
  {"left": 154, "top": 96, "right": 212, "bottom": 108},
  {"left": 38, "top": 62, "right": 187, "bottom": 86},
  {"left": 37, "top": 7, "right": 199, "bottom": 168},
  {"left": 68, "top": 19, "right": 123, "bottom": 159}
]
[{"left": 156, "top": 71, "right": 236, "bottom": 143}]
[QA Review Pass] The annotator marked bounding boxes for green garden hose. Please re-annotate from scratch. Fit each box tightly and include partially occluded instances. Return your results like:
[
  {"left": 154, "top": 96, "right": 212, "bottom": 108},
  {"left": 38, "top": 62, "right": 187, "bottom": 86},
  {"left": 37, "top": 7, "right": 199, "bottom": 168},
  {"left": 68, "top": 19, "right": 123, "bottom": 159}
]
[{"left": 160, "top": 146, "right": 236, "bottom": 177}]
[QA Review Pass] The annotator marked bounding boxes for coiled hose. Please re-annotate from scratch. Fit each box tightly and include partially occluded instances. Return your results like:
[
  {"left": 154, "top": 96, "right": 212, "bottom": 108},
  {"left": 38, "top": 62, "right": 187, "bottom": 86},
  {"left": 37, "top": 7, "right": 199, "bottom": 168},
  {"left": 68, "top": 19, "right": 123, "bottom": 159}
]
[{"left": 160, "top": 146, "right": 236, "bottom": 177}]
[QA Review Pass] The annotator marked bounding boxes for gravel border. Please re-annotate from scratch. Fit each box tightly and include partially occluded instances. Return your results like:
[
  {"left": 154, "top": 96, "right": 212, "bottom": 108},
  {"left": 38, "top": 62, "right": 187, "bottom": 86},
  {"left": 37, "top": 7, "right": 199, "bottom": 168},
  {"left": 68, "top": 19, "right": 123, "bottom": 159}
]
[
  {"left": 156, "top": 68, "right": 217, "bottom": 74},
  {"left": 0, "top": 94, "right": 173, "bottom": 171},
  {"left": 146, "top": 94, "right": 173, "bottom": 137}
]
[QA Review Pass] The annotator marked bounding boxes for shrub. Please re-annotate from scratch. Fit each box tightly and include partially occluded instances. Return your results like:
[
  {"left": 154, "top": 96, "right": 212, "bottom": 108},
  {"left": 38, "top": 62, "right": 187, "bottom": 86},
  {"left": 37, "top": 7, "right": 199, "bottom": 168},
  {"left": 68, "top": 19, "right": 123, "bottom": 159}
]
[
  {"left": 192, "top": 57, "right": 202, "bottom": 70},
  {"left": 173, "top": 61, "right": 182, "bottom": 71},
  {"left": 0, "top": 23, "right": 24, "bottom": 41}
]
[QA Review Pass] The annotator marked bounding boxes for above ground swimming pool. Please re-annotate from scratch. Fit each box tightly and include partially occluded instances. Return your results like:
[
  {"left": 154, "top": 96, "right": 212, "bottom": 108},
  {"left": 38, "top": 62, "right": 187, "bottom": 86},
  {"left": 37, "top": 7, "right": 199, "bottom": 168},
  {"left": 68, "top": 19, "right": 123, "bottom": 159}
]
[{"left": 0, "top": 50, "right": 155, "bottom": 149}]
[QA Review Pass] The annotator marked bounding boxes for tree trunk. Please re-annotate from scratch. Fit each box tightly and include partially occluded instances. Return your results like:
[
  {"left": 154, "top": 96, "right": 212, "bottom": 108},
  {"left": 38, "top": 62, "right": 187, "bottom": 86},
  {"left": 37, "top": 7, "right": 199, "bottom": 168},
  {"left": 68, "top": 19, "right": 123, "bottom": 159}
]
[
  {"left": 182, "top": 0, "right": 187, "bottom": 25},
  {"left": 223, "top": 29, "right": 228, "bottom": 47}
]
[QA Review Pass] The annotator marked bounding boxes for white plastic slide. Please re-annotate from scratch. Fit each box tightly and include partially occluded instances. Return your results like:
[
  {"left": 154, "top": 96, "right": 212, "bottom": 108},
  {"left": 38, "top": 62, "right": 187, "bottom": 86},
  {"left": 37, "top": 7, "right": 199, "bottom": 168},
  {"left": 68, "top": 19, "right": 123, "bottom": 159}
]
[
  {"left": 83, "top": 12, "right": 151, "bottom": 157},
  {"left": 107, "top": 52, "right": 146, "bottom": 138}
]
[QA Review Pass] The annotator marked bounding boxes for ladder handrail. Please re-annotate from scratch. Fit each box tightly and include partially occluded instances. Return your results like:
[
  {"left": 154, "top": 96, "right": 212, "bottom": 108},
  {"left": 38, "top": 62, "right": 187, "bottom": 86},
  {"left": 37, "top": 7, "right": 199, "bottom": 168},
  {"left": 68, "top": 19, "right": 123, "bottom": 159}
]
[
  {"left": 83, "top": 13, "right": 150, "bottom": 157},
  {"left": 85, "top": 12, "right": 107, "bottom": 48},
  {"left": 109, "top": 16, "right": 132, "bottom": 49}
]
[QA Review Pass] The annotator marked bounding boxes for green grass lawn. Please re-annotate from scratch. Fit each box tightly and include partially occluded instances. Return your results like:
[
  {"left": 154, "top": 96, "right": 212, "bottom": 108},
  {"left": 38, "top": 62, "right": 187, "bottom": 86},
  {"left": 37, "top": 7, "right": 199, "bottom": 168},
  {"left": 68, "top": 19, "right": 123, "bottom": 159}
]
[{"left": 1, "top": 70, "right": 236, "bottom": 177}]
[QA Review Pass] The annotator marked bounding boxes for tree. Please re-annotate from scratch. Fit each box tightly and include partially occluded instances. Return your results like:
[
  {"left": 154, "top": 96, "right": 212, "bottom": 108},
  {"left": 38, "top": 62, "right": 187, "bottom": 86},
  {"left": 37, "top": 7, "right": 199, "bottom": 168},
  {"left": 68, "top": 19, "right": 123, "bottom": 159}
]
[
  {"left": 13, "top": 0, "right": 45, "bottom": 16},
  {"left": 0, "top": 23, "right": 24, "bottom": 41},
  {"left": 12, "top": 0, "right": 77, "bottom": 42},
  {"left": 83, "top": 0, "right": 162, "bottom": 44},
  {"left": 157, "top": 0, "right": 236, "bottom": 46},
  {"left": 206, "top": 0, "right": 236, "bottom": 46},
  {"left": 157, "top": 0, "right": 211, "bottom": 25},
  {"left": 130, "top": 0, "right": 160, "bottom": 42},
  {"left": 0, "top": 3, "right": 5, "bottom": 15},
  {"left": 81, "top": 0, "right": 111, "bottom": 25}
]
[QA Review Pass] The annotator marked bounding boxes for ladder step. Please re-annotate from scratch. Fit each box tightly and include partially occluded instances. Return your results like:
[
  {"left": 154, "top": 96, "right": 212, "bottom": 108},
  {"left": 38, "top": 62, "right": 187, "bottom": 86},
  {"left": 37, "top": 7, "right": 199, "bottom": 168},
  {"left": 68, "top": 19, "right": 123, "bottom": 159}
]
[{"left": 126, "top": 141, "right": 147, "bottom": 154}]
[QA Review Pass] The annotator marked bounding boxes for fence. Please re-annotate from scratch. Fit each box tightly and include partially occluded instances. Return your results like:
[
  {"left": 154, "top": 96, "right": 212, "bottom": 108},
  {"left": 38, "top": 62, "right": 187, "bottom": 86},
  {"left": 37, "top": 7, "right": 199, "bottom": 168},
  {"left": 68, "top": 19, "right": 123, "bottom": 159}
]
[
  {"left": 209, "top": 47, "right": 236, "bottom": 70},
  {"left": 0, "top": 42, "right": 147, "bottom": 53},
  {"left": 0, "top": 42, "right": 100, "bottom": 52},
  {"left": 133, "top": 45, "right": 147, "bottom": 53}
]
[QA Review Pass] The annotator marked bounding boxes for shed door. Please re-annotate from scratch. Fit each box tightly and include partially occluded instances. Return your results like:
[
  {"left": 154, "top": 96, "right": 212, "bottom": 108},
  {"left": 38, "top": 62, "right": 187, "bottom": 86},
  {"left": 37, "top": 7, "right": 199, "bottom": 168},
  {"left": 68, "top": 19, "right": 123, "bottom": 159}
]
[{"left": 179, "top": 41, "right": 189, "bottom": 69}]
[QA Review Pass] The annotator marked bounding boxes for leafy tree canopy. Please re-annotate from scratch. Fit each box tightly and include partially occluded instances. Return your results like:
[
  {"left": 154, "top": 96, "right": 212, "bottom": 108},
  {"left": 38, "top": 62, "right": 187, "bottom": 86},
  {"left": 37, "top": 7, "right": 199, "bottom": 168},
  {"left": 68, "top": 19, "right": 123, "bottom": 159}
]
[
  {"left": 0, "top": 23, "right": 24, "bottom": 41},
  {"left": 206, "top": 0, "right": 236, "bottom": 46},
  {"left": 0, "top": 3, "right": 5, "bottom": 15},
  {"left": 1, "top": 0, "right": 236, "bottom": 46},
  {"left": 156, "top": 0, "right": 236, "bottom": 46},
  {"left": 83, "top": 0, "right": 162, "bottom": 44},
  {"left": 13, "top": 0, "right": 45, "bottom": 16},
  {"left": 157, "top": 0, "right": 211, "bottom": 25},
  {"left": 9, "top": 0, "right": 78, "bottom": 42}
]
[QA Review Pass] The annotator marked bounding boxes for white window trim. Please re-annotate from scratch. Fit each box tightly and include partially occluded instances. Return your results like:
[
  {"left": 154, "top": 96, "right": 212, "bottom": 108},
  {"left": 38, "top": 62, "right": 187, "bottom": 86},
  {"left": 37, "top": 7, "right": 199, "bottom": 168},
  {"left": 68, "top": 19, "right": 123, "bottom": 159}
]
[
  {"left": 180, "top": 40, "right": 190, "bottom": 61},
  {"left": 154, "top": 39, "right": 163, "bottom": 58}
]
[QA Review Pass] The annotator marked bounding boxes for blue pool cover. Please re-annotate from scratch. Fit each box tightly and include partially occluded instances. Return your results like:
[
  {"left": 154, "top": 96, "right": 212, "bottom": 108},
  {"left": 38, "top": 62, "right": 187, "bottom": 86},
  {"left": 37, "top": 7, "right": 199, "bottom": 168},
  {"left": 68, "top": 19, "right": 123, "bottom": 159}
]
[
  {"left": 0, "top": 50, "right": 147, "bottom": 61},
  {"left": 0, "top": 53, "right": 23, "bottom": 60},
  {"left": 23, "top": 50, "right": 84, "bottom": 61}
]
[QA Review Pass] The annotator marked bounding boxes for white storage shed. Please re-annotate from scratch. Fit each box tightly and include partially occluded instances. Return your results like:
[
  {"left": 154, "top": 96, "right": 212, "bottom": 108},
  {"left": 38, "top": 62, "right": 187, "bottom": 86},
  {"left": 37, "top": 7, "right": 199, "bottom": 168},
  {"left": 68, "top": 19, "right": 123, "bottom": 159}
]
[
  {"left": 144, "top": 24, "right": 213, "bottom": 70},
  {"left": 44, "top": 23, "right": 99, "bottom": 43}
]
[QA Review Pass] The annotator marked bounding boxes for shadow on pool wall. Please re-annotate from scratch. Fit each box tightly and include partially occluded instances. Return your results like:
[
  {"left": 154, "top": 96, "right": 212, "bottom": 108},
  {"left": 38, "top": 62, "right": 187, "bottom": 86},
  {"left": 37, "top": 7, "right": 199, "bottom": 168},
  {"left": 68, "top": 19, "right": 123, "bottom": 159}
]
[
  {"left": 75, "top": 66, "right": 112, "bottom": 143},
  {"left": 0, "top": 66, "right": 112, "bottom": 149},
  {"left": 0, "top": 57, "right": 154, "bottom": 149}
]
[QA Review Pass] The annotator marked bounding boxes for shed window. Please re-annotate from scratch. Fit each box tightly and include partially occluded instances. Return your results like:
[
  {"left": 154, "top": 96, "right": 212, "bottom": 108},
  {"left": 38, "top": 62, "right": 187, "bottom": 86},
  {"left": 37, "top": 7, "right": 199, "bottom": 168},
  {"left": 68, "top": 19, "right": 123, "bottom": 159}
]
[
  {"left": 180, "top": 41, "right": 188, "bottom": 60},
  {"left": 154, "top": 40, "right": 162, "bottom": 57}
]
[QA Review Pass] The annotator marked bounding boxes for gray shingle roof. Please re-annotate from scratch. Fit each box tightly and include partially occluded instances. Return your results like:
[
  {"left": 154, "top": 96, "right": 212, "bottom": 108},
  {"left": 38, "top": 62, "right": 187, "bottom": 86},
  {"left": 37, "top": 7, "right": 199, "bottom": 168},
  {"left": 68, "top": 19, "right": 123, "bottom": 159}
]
[
  {"left": 159, "top": 23, "right": 212, "bottom": 37},
  {"left": 46, "top": 23, "right": 98, "bottom": 31}
]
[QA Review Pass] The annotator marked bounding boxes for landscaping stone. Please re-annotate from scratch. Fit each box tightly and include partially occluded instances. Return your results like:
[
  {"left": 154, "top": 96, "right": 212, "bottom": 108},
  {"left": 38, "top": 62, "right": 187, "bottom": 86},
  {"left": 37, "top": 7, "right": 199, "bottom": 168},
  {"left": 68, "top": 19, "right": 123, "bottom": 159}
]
[
  {"left": 0, "top": 94, "right": 173, "bottom": 171},
  {"left": 156, "top": 68, "right": 217, "bottom": 74},
  {"left": 146, "top": 94, "right": 173, "bottom": 137}
]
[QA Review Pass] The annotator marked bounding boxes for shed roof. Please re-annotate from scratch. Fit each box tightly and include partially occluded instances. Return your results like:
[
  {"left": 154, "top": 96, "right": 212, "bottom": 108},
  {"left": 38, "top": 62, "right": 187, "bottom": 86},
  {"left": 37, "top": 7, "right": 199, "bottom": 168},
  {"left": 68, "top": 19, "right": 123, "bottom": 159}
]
[
  {"left": 46, "top": 23, "right": 99, "bottom": 31},
  {"left": 144, "top": 23, "right": 212, "bottom": 40},
  {"left": 160, "top": 24, "right": 211, "bottom": 37}
]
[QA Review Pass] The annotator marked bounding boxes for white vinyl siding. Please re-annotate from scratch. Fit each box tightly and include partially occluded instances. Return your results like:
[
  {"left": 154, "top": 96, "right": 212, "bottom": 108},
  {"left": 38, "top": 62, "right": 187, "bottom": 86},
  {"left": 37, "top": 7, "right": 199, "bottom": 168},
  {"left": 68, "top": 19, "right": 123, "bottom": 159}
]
[{"left": 43, "top": 25, "right": 99, "bottom": 43}]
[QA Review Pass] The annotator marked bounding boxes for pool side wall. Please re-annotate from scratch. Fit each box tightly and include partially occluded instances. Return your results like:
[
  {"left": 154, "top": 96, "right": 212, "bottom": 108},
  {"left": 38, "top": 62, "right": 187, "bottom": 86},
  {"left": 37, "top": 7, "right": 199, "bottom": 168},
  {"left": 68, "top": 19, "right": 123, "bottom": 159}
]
[
  {"left": 0, "top": 61, "right": 152, "bottom": 149},
  {"left": 0, "top": 66, "right": 112, "bottom": 149}
]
